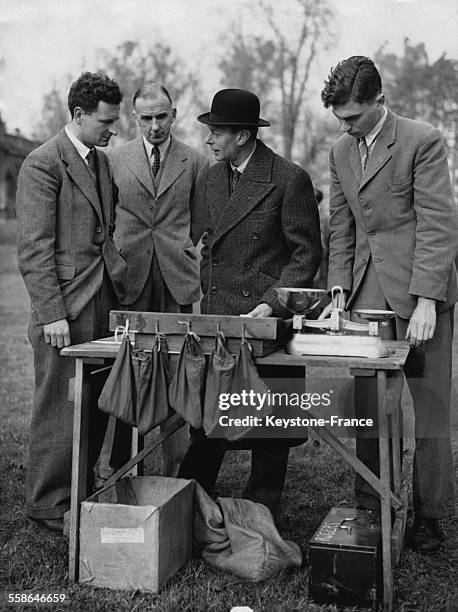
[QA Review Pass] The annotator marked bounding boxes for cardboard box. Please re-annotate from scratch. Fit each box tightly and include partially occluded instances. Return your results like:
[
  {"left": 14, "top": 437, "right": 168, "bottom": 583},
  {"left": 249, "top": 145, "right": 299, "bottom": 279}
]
[
  {"left": 79, "top": 476, "right": 194, "bottom": 592},
  {"left": 309, "top": 507, "right": 382, "bottom": 610}
]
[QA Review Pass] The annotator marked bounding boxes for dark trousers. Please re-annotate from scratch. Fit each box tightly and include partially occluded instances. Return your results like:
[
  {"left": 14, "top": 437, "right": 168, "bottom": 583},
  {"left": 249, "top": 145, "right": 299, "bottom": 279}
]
[
  {"left": 26, "top": 277, "right": 115, "bottom": 520},
  {"left": 354, "top": 308, "right": 455, "bottom": 518},
  {"left": 178, "top": 365, "right": 306, "bottom": 512}
]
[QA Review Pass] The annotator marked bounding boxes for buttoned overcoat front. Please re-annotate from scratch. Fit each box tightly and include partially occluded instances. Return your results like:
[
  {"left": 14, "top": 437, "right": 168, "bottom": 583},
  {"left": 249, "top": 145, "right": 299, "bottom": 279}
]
[{"left": 194, "top": 139, "right": 322, "bottom": 317}]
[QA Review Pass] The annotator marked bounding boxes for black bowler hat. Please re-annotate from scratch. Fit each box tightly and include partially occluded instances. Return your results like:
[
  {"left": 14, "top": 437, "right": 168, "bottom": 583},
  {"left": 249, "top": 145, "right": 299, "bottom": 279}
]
[{"left": 197, "top": 88, "right": 270, "bottom": 127}]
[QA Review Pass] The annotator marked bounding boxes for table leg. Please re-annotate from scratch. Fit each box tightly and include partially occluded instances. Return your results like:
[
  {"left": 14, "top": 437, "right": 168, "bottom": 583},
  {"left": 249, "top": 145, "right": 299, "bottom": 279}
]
[
  {"left": 69, "top": 358, "right": 90, "bottom": 583},
  {"left": 377, "top": 370, "right": 393, "bottom": 611}
]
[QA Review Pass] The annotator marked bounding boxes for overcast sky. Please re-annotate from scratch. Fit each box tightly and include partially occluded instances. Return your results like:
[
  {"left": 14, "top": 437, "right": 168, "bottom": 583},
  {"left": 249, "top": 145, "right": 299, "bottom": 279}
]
[{"left": 1, "top": 0, "right": 457, "bottom": 138}]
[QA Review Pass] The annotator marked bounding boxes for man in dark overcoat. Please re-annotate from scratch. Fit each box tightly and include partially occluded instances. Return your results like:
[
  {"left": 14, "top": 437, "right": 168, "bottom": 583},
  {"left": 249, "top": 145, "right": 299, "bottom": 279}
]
[
  {"left": 16, "top": 72, "right": 126, "bottom": 532},
  {"left": 179, "top": 88, "right": 322, "bottom": 512}
]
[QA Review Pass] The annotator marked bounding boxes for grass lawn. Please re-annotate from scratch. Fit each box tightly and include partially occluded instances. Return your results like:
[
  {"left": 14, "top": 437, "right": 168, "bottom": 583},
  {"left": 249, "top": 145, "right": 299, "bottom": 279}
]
[{"left": 1, "top": 219, "right": 457, "bottom": 611}]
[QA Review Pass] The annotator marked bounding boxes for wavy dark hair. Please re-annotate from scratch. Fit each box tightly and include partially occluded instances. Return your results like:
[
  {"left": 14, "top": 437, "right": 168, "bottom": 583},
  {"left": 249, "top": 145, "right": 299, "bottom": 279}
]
[
  {"left": 321, "top": 56, "right": 382, "bottom": 108},
  {"left": 68, "top": 72, "right": 123, "bottom": 117}
]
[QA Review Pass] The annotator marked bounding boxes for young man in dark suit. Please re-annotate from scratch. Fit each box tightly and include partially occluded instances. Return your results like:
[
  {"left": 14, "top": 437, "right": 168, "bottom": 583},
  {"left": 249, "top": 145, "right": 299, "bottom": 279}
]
[
  {"left": 179, "top": 88, "right": 322, "bottom": 513},
  {"left": 16, "top": 72, "right": 125, "bottom": 532},
  {"left": 320, "top": 56, "right": 457, "bottom": 552}
]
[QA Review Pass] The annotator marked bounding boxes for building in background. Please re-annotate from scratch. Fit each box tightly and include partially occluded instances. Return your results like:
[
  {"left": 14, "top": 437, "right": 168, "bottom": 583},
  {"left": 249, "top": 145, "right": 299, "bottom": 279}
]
[{"left": 0, "top": 115, "right": 40, "bottom": 220}]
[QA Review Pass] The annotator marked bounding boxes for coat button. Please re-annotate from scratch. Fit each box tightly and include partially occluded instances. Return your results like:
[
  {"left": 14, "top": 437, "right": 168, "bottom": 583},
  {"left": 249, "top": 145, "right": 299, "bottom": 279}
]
[
  {"left": 368, "top": 232, "right": 376, "bottom": 238},
  {"left": 243, "top": 262, "right": 251, "bottom": 269},
  {"left": 211, "top": 285, "right": 217, "bottom": 294},
  {"left": 242, "top": 289, "right": 250, "bottom": 297},
  {"left": 95, "top": 226, "right": 102, "bottom": 233},
  {"left": 146, "top": 249, "right": 152, "bottom": 256},
  {"left": 252, "top": 233, "right": 260, "bottom": 240}
]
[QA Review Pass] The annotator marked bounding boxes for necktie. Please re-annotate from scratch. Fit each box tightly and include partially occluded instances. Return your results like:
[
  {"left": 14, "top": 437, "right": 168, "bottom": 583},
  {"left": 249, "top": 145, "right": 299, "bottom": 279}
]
[
  {"left": 151, "top": 145, "right": 160, "bottom": 177},
  {"left": 231, "top": 168, "right": 241, "bottom": 193},
  {"left": 86, "top": 149, "right": 97, "bottom": 178},
  {"left": 358, "top": 137, "right": 369, "bottom": 171}
]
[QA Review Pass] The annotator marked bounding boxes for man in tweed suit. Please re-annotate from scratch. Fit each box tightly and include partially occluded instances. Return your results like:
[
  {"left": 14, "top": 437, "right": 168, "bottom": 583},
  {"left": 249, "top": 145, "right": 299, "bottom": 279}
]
[
  {"left": 178, "top": 89, "right": 322, "bottom": 512},
  {"left": 110, "top": 83, "right": 208, "bottom": 313},
  {"left": 109, "top": 83, "right": 208, "bottom": 476},
  {"left": 16, "top": 72, "right": 125, "bottom": 532},
  {"left": 320, "top": 56, "right": 457, "bottom": 552}
]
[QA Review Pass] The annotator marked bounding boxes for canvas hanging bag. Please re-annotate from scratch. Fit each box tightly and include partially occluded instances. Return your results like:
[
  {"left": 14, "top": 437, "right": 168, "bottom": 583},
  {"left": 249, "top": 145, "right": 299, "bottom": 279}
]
[
  {"left": 203, "top": 327, "right": 236, "bottom": 436},
  {"left": 169, "top": 322, "right": 207, "bottom": 429},
  {"left": 98, "top": 321, "right": 137, "bottom": 427},
  {"left": 136, "top": 329, "right": 171, "bottom": 436},
  {"left": 218, "top": 326, "right": 272, "bottom": 442}
]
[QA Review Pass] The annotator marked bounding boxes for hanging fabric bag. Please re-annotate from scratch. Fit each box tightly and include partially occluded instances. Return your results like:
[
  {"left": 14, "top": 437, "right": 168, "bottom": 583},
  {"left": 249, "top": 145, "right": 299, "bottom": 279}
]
[{"left": 169, "top": 322, "right": 207, "bottom": 429}]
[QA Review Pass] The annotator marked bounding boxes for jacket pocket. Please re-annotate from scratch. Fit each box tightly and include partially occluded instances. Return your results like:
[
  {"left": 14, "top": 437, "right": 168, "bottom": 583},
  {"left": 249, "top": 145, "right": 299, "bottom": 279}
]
[{"left": 56, "top": 263, "right": 76, "bottom": 280}]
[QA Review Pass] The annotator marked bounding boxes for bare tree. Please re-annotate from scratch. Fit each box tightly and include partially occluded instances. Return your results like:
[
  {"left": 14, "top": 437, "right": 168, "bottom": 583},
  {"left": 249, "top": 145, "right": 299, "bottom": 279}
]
[
  {"left": 219, "top": 0, "right": 333, "bottom": 160},
  {"left": 34, "top": 40, "right": 202, "bottom": 145},
  {"left": 375, "top": 39, "right": 458, "bottom": 195},
  {"left": 98, "top": 40, "right": 202, "bottom": 143}
]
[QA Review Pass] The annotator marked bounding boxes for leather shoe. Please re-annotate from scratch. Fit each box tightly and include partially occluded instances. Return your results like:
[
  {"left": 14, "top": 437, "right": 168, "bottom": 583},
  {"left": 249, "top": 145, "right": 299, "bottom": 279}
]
[
  {"left": 30, "top": 516, "right": 64, "bottom": 533},
  {"left": 410, "top": 517, "right": 444, "bottom": 553}
]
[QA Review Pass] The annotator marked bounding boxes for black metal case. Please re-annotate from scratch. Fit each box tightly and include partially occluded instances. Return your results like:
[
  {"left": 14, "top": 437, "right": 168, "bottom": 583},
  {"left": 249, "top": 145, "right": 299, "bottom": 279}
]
[{"left": 309, "top": 507, "right": 382, "bottom": 609}]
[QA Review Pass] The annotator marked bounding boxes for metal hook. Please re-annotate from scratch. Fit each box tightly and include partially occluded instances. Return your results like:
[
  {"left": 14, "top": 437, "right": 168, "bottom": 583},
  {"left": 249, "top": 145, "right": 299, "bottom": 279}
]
[
  {"left": 155, "top": 318, "right": 160, "bottom": 334},
  {"left": 241, "top": 322, "right": 246, "bottom": 342},
  {"left": 216, "top": 319, "right": 221, "bottom": 334},
  {"left": 177, "top": 319, "right": 192, "bottom": 334},
  {"left": 114, "top": 317, "right": 130, "bottom": 343}
]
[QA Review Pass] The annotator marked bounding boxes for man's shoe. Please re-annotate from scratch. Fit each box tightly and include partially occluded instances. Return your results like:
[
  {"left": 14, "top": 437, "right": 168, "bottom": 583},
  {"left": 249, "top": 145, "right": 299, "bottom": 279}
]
[
  {"left": 410, "top": 517, "right": 444, "bottom": 553},
  {"left": 30, "top": 516, "right": 64, "bottom": 533}
]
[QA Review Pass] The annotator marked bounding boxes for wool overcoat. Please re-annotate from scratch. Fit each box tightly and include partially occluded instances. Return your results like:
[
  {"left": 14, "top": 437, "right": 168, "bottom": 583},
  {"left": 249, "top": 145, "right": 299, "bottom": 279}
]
[{"left": 193, "top": 139, "right": 322, "bottom": 317}]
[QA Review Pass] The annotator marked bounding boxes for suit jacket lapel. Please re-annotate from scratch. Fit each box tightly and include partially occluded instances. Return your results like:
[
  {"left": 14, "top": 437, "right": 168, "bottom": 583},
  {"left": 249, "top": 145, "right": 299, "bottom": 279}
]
[
  {"left": 59, "top": 129, "right": 104, "bottom": 223},
  {"left": 212, "top": 141, "right": 275, "bottom": 246},
  {"left": 126, "top": 136, "right": 156, "bottom": 199},
  {"left": 360, "top": 109, "right": 396, "bottom": 190},
  {"left": 156, "top": 138, "right": 186, "bottom": 199}
]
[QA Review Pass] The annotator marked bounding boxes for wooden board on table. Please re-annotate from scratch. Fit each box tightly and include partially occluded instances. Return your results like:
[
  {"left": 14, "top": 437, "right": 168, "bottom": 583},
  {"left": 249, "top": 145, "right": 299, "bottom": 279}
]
[{"left": 109, "top": 311, "right": 291, "bottom": 356}]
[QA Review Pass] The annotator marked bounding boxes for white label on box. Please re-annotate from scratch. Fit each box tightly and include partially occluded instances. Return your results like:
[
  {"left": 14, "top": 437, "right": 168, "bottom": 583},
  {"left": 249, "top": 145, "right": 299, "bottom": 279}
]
[{"left": 100, "top": 527, "right": 145, "bottom": 544}]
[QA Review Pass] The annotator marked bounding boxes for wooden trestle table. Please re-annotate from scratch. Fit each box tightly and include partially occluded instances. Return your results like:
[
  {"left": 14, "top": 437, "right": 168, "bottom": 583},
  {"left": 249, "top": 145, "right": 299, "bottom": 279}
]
[{"left": 61, "top": 338, "right": 410, "bottom": 612}]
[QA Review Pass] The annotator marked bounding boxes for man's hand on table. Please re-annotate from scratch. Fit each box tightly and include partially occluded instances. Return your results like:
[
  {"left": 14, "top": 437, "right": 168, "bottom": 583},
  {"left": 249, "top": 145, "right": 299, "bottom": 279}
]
[
  {"left": 43, "top": 318, "right": 71, "bottom": 348},
  {"left": 406, "top": 297, "right": 436, "bottom": 348},
  {"left": 242, "top": 303, "right": 273, "bottom": 318}
]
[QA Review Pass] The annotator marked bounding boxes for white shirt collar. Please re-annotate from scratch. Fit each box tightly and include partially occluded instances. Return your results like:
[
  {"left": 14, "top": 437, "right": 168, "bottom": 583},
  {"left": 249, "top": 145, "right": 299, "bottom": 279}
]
[
  {"left": 142, "top": 135, "right": 171, "bottom": 159},
  {"left": 364, "top": 106, "right": 388, "bottom": 148},
  {"left": 230, "top": 143, "right": 257, "bottom": 174},
  {"left": 65, "top": 125, "right": 92, "bottom": 162}
]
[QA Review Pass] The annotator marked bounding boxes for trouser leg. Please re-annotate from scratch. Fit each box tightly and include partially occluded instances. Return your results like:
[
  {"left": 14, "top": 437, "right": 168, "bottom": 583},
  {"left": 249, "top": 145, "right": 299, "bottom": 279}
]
[
  {"left": 242, "top": 443, "right": 290, "bottom": 512},
  {"left": 26, "top": 289, "right": 111, "bottom": 519},
  {"left": 401, "top": 308, "right": 455, "bottom": 518},
  {"left": 177, "top": 429, "right": 226, "bottom": 493}
]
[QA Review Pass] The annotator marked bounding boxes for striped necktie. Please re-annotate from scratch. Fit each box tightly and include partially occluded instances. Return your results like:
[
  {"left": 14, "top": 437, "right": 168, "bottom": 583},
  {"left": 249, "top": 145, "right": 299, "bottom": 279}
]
[
  {"left": 231, "top": 169, "right": 241, "bottom": 193},
  {"left": 151, "top": 145, "right": 160, "bottom": 177},
  {"left": 358, "top": 137, "right": 369, "bottom": 171}
]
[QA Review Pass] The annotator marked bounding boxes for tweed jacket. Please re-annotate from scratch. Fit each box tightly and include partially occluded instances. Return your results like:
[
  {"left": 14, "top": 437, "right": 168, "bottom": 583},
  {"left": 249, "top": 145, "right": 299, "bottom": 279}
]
[
  {"left": 327, "top": 109, "right": 458, "bottom": 318},
  {"left": 110, "top": 135, "right": 208, "bottom": 305},
  {"left": 16, "top": 128, "right": 126, "bottom": 325},
  {"left": 193, "top": 139, "right": 322, "bottom": 317}
]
